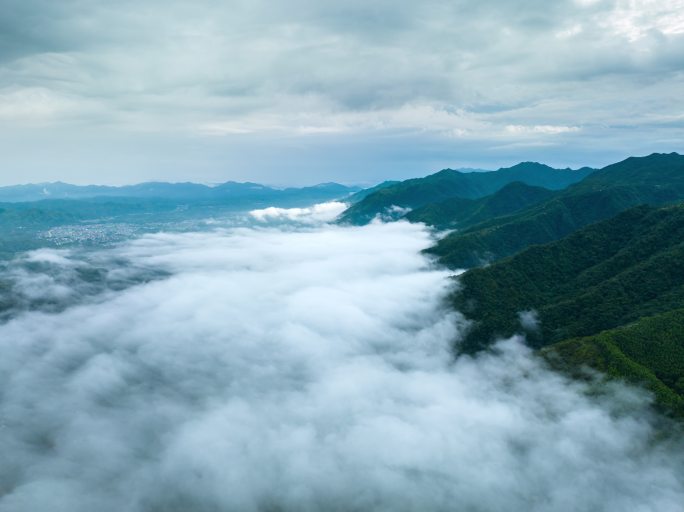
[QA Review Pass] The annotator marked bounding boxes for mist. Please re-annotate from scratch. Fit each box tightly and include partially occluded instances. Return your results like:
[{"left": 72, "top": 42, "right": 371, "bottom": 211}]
[{"left": 0, "top": 214, "right": 682, "bottom": 512}]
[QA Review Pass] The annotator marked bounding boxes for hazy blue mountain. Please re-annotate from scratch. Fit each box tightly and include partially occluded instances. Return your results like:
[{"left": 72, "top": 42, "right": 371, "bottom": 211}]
[
  {"left": 0, "top": 180, "right": 360, "bottom": 203},
  {"left": 338, "top": 162, "right": 594, "bottom": 225},
  {"left": 0, "top": 181, "right": 360, "bottom": 258},
  {"left": 453, "top": 168, "right": 490, "bottom": 173},
  {"left": 429, "top": 153, "right": 684, "bottom": 268}
]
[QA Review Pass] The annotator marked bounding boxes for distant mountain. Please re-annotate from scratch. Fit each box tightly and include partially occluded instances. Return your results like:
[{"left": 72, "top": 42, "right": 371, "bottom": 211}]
[
  {"left": 345, "top": 181, "right": 400, "bottom": 204},
  {"left": 453, "top": 168, "right": 490, "bottom": 173},
  {"left": 0, "top": 181, "right": 360, "bottom": 258},
  {"left": 428, "top": 153, "right": 684, "bottom": 268},
  {"left": 0, "top": 181, "right": 360, "bottom": 203},
  {"left": 405, "top": 181, "right": 555, "bottom": 230},
  {"left": 574, "top": 152, "right": 684, "bottom": 193},
  {"left": 449, "top": 202, "right": 684, "bottom": 415},
  {"left": 338, "top": 162, "right": 594, "bottom": 225}
]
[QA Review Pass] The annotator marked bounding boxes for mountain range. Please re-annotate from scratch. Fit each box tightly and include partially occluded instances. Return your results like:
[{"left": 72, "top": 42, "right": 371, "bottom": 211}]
[
  {"left": 3, "top": 154, "right": 684, "bottom": 417},
  {"left": 341, "top": 152, "right": 684, "bottom": 418},
  {"left": 0, "top": 180, "right": 359, "bottom": 257},
  {"left": 427, "top": 152, "right": 684, "bottom": 268},
  {"left": 0, "top": 181, "right": 359, "bottom": 203},
  {"left": 338, "top": 162, "right": 595, "bottom": 224}
]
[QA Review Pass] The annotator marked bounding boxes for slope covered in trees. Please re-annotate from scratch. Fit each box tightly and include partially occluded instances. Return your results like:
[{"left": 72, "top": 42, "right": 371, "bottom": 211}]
[
  {"left": 428, "top": 153, "right": 684, "bottom": 268},
  {"left": 405, "top": 181, "right": 556, "bottom": 229},
  {"left": 451, "top": 203, "right": 684, "bottom": 352},
  {"left": 447, "top": 202, "right": 684, "bottom": 416},
  {"left": 446, "top": 203, "right": 684, "bottom": 412},
  {"left": 338, "top": 162, "right": 593, "bottom": 224},
  {"left": 544, "top": 310, "right": 684, "bottom": 418}
]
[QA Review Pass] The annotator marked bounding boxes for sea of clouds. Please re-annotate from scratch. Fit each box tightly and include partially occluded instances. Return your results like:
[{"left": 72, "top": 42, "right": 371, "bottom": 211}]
[{"left": 0, "top": 207, "right": 683, "bottom": 512}]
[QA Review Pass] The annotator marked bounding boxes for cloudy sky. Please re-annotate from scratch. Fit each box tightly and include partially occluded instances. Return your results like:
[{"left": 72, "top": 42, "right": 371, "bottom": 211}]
[{"left": 1, "top": 0, "right": 683, "bottom": 185}]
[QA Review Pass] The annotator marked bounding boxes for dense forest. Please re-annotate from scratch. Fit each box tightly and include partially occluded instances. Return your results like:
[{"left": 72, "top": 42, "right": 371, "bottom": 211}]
[
  {"left": 450, "top": 204, "right": 684, "bottom": 352},
  {"left": 427, "top": 153, "right": 684, "bottom": 267},
  {"left": 405, "top": 181, "right": 555, "bottom": 230},
  {"left": 543, "top": 309, "right": 684, "bottom": 417}
]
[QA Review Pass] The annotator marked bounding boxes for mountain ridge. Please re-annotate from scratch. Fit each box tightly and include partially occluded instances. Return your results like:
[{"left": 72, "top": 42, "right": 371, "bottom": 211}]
[
  {"left": 405, "top": 181, "right": 556, "bottom": 230},
  {"left": 338, "top": 162, "right": 595, "bottom": 224},
  {"left": 447, "top": 201, "right": 684, "bottom": 416},
  {"left": 0, "top": 180, "right": 360, "bottom": 203},
  {"left": 428, "top": 152, "right": 684, "bottom": 268}
]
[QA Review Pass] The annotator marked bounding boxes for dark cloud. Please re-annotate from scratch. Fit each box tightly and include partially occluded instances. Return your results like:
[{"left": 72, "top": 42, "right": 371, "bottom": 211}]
[{"left": 0, "top": 0, "right": 682, "bottom": 184}]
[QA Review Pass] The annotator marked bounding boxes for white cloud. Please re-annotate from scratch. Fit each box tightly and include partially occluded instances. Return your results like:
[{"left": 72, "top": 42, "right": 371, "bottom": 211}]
[
  {"left": 0, "top": 87, "right": 78, "bottom": 122},
  {"left": 249, "top": 201, "right": 348, "bottom": 223},
  {"left": 602, "top": 0, "right": 684, "bottom": 41},
  {"left": 370, "top": 204, "right": 413, "bottom": 223},
  {"left": 518, "top": 309, "right": 541, "bottom": 332},
  {"left": 555, "top": 24, "right": 584, "bottom": 39},
  {"left": 0, "top": 221, "right": 682, "bottom": 511},
  {"left": 506, "top": 124, "right": 581, "bottom": 135}
]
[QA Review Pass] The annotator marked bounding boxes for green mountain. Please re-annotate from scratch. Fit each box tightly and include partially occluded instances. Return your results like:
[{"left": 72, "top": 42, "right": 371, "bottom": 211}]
[
  {"left": 543, "top": 309, "right": 684, "bottom": 418},
  {"left": 574, "top": 152, "right": 684, "bottom": 193},
  {"left": 345, "top": 181, "right": 400, "bottom": 204},
  {"left": 448, "top": 202, "right": 684, "bottom": 416},
  {"left": 429, "top": 153, "right": 684, "bottom": 268},
  {"left": 451, "top": 203, "right": 684, "bottom": 350},
  {"left": 405, "top": 181, "right": 555, "bottom": 230},
  {"left": 338, "top": 162, "right": 594, "bottom": 225}
]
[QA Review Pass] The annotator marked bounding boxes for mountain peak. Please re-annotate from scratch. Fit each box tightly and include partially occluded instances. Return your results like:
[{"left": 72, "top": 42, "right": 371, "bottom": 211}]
[{"left": 506, "top": 161, "right": 555, "bottom": 171}]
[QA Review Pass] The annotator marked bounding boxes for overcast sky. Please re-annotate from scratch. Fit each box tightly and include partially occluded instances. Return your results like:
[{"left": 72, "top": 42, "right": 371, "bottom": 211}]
[{"left": 1, "top": 0, "right": 683, "bottom": 186}]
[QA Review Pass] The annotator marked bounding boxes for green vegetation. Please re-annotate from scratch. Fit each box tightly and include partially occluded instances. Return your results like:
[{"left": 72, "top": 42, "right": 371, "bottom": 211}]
[
  {"left": 345, "top": 180, "right": 400, "bottom": 204},
  {"left": 405, "top": 181, "right": 555, "bottom": 229},
  {"left": 446, "top": 202, "right": 684, "bottom": 416},
  {"left": 339, "top": 162, "right": 593, "bottom": 225},
  {"left": 429, "top": 153, "right": 684, "bottom": 268},
  {"left": 341, "top": 153, "right": 684, "bottom": 417},
  {"left": 573, "top": 152, "right": 684, "bottom": 194},
  {"left": 451, "top": 204, "right": 684, "bottom": 350},
  {"left": 544, "top": 310, "right": 684, "bottom": 418}
]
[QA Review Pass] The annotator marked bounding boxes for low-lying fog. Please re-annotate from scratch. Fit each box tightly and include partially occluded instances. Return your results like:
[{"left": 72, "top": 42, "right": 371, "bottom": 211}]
[{"left": 0, "top": 206, "right": 682, "bottom": 512}]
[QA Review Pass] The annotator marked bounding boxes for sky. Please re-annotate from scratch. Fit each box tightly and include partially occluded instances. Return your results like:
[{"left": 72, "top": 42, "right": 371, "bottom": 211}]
[
  {"left": 1, "top": 215, "right": 682, "bottom": 510},
  {"left": 0, "top": 0, "right": 683, "bottom": 186}
]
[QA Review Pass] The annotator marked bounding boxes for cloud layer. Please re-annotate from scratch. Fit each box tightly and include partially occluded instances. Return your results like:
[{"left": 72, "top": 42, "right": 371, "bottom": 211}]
[
  {"left": 0, "top": 0, "right": 683, "bottom": 184},
  {"left": 1, "top": 219, "right": 683, "bottom": 511},
  {"left": 249, "top": 201, "right": 348, "bottom": 223}
]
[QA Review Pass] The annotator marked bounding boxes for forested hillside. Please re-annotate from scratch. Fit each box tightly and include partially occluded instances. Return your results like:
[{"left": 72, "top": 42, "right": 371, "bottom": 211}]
[
  {"left": 544, "top": 310, "right": 684, "bottom": 418},
  {"left": 405, "top": 181, "right": 555, "bottom": 229},
  {"left": 339, "top": 162, "right": 593, "bottom": 224},
  {"left": 428, "top": 153, "right": 684, "bottom": 268},
  {"left": 448, "top": 203, "right": 684, "bottom": 416}
]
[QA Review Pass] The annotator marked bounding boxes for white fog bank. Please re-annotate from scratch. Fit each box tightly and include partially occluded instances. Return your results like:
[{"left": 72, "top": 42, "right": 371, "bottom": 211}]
[
  {"left": 0, "top": 220, "right": 682, "bottom": 512},
  {"left": 249, "top": 201, "right": 348, "bottom": 223}
]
